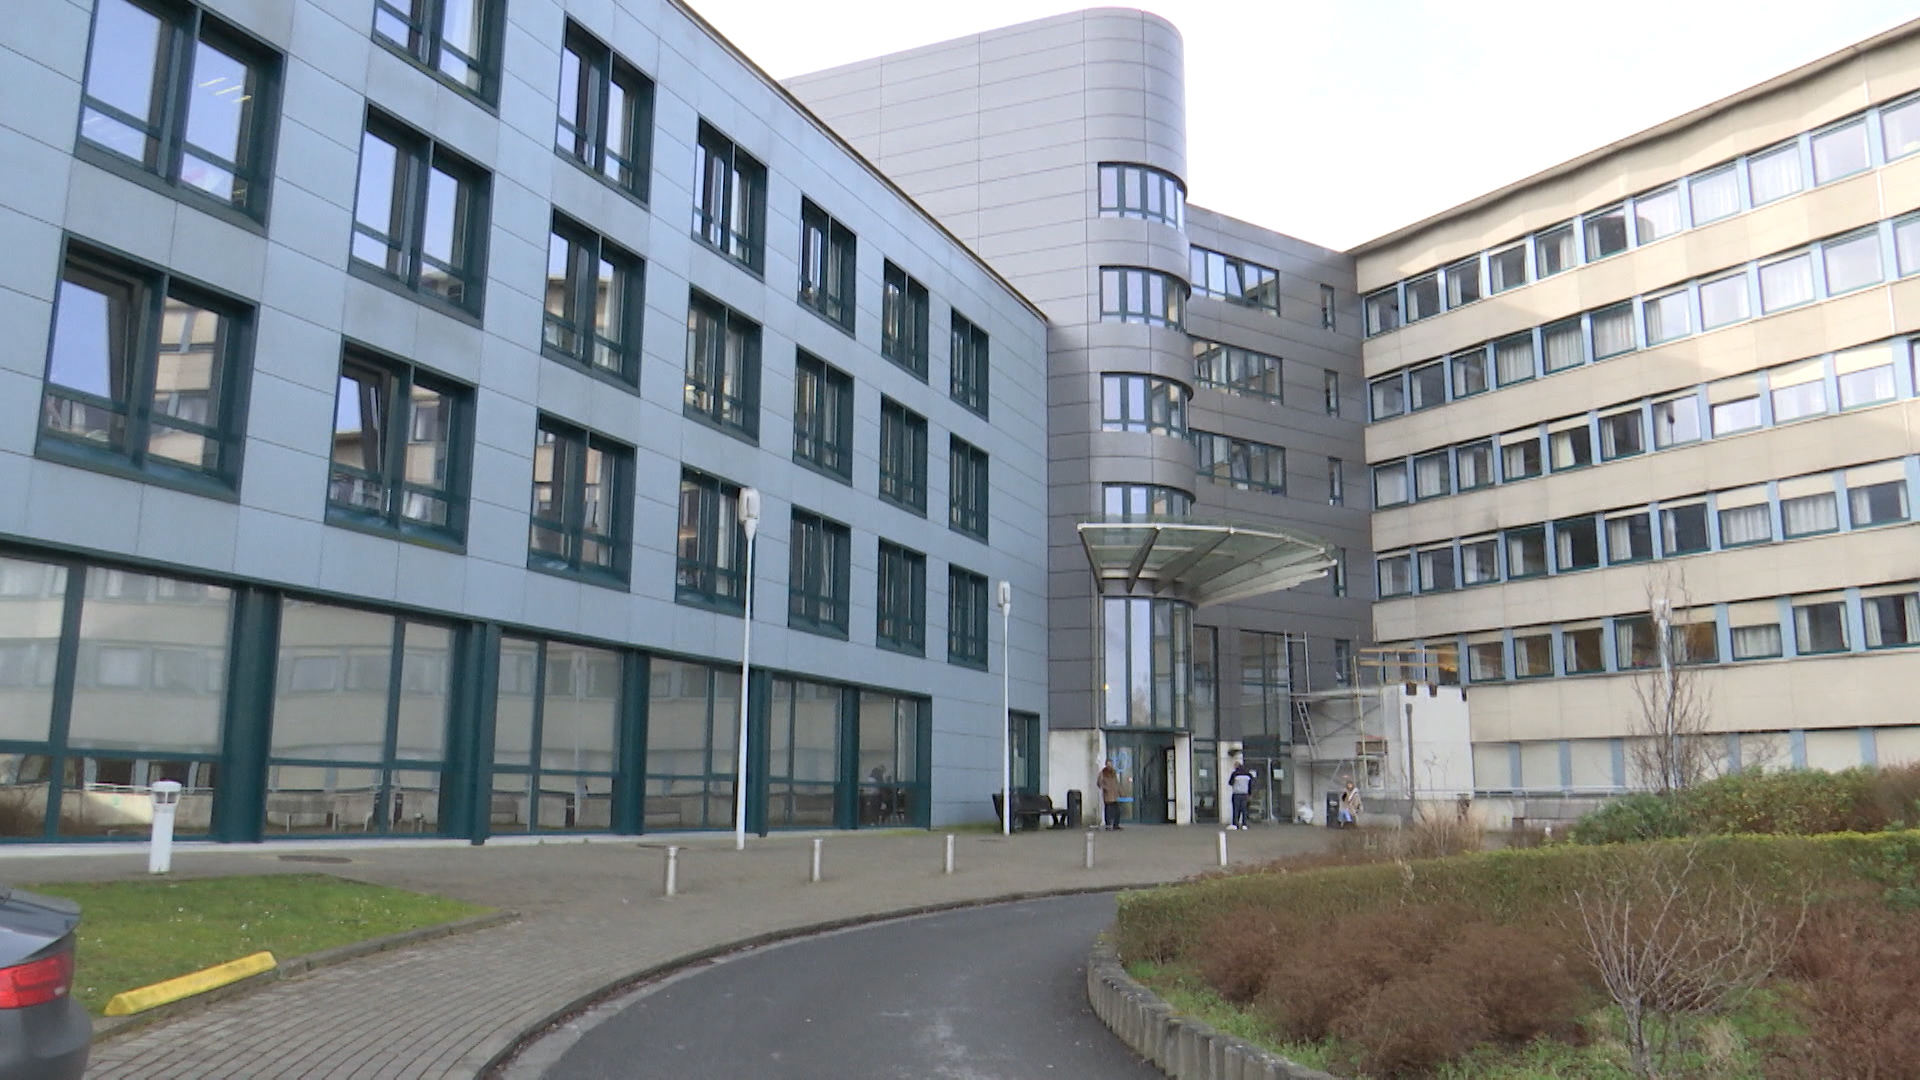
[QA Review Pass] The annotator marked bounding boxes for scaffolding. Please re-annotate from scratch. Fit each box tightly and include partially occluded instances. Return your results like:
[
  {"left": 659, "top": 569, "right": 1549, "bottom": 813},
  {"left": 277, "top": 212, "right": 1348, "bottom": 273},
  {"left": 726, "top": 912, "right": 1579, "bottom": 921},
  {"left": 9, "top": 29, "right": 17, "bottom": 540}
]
[{"left": 1288, "top": 645, "right": 1459, "bottom": 820}]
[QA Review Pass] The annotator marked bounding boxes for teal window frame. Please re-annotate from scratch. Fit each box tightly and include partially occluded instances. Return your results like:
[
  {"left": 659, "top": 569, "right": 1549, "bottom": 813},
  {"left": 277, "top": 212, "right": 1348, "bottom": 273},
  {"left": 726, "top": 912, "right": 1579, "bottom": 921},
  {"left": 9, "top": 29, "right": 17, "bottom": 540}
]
[
  {"left": 798, "top": 199, "right": 856, "bottom": 332},
  {"left": 373, "top": 0, "right": 504, "bottom": 104},
  {"left": 948, "top": 437, "right": 990, "bottom": 542},
  {"left": 527, "top": 417, "right": 632, "bottom": 588},
  {"left": 947, "top": 566, "right": 990, "bottom": 669},
  {"left": 792, "top": 350, "right": 853, "bottom": 482},
  {"left": 691, "top": 121, "right": 766, "bottom": 273},
  {"left": 684, "top": 290, "right": 761, "bottom": 442},
  {"left": 543, "top": 214, "right": 644, "bottom": 387},
  {"left": 327, "top": 345, "right": 472, "bottom": 547},
  {"left": 881, "top": 262, "right": 930, "bottom": 379},
  {"left": 787, "top": 509, "right": 851, "bottom": 639},
  {"left": 950, "top": 311, "right": 990, "bottom": 417},
  {"left": 875, "top": 541, "right": 926, "bottom": 656},
  {"left": 675, "top": 469, "right": 747, "bottom": 613},
  {"left": 350, "top": 111, "right": 491, "bottom": 318},
  {"left": 879, "top": 399, "right": 928, "bottom": 515},
  {"left": 555, "top": 21, "right": 653, "bottom": 202}
]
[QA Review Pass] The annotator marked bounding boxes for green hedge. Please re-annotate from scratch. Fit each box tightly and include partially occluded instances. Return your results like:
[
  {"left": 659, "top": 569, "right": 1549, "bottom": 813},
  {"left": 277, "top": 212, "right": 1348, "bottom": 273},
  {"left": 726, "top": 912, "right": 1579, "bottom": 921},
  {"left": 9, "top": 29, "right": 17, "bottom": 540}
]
[{"left": 1570, "top": 764, "right": 1920, "bottom": 844}]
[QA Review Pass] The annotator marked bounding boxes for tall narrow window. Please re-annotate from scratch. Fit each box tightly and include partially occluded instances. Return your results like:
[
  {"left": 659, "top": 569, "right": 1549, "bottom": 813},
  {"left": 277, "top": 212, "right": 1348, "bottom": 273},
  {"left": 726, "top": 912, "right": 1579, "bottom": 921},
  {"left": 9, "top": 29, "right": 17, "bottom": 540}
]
[
  {"left": 529, "top": 418, "right": 631, "bottom": 585},
  {"left": 1324, "top": 370, "right": 1340, "bottom": 416},
  {"left": 1196, "top": 433, "right": 1285, "bottom": 494},
  {"left": 792, "top": 351, "right": 852, "bottom": 481},
  {"left": 798, "top": 200, "right": 856, "bottom": 331},
  {"left": 374, "top": 0, "right": 500, "bottom": 99},
  {"left": 684, "top": 291, "right": 760, "bottom": 441},
  {"left": 675, "top": 469, "right": 746, "bottom": 612},
  {"left": 691, "top": 121, "right": 765, "bottom": 272},
  {"left": 41, "top": 245, "right": 251, "bottom": 488},
  {"left": 948, "top": 567, "right": 990, "bottom": 669},
  {"left": 352, "top": 112, "right": 490, "bottom": 314},
  {"left": 80, "top": 0, "right": 278, "bottom": 216},
  {"left": 1327, "top": 458, "right": 1344, "bottom": 506},
  {"left": 329, "top": 348, "right": 469, "bottom": 542},
  {"left": 1319, "top": 284, "right": 1336, "bottom": 329},
  {"left": 875, "top": 542, "right": 926, "bottom": 655},
  {"left": 554, "top": 22, "right": 652, "bottom": 199},
  {"left": 951, "top": 312, "right": 990, "bottom": 417},
  {"left": 543, "top": 216, "right": 643, "bottom": 384},
  {"left": 1100, "top": 267, "right": 1186, "bottom": 328},
  {"left": 881, "top": 262, "right": 930, "bottom": 379},
  {"left": 949, "top": 438, "right": 990, "bottom": 541},
  {"left": 879, "top": 399, "right": 928, "bottom": 514},
  {"left": 1101, "top": 374, "right": 1187, "bottom": 435},
  {"left": 787, "top": 510, "right": 850, "bottom": 637}
]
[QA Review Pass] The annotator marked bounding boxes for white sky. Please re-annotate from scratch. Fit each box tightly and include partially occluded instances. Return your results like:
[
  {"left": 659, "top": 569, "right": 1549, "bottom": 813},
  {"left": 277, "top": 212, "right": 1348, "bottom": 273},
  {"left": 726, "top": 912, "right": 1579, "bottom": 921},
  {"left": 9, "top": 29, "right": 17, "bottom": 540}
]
[{"left": 686, "top": 0, "right": 1920, "bottom": 251}]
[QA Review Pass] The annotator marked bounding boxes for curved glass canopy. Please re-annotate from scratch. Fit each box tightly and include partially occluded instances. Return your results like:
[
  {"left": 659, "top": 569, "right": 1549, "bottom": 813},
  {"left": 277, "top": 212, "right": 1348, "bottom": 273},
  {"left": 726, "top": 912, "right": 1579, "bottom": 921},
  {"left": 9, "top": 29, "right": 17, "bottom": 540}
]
[{"left": 1075, "top": 516, "right": 1335, "bottom": 608}]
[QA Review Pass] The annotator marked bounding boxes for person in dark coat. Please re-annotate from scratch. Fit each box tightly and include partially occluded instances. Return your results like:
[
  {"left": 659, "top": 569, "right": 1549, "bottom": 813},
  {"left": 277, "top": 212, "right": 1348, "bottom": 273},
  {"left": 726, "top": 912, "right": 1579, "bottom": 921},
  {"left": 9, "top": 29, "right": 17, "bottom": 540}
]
[{"left": 1096, "top": 760, "right": 1123, "bottom": 830}]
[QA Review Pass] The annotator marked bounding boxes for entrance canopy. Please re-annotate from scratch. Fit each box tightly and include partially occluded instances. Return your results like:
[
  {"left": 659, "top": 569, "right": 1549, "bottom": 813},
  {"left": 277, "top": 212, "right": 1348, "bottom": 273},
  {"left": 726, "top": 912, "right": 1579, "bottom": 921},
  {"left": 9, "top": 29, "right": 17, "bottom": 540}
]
[{"left": 1075, "top": 517, "right": 1336, "bottom": 608}]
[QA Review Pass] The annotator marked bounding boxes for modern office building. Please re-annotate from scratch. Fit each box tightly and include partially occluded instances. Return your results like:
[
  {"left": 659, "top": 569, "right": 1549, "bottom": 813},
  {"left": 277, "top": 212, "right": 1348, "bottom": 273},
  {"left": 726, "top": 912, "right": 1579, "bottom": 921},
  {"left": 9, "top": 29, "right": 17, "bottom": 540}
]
[
  {"left": 787, "top": 10, "right": 1373, "bottom": 826},
  {"left": 1355, "top": 21, "right": 1920, "bottom": 823},
  {"left": 0, "top": 0, "right": 1051, "bottom": 842}
]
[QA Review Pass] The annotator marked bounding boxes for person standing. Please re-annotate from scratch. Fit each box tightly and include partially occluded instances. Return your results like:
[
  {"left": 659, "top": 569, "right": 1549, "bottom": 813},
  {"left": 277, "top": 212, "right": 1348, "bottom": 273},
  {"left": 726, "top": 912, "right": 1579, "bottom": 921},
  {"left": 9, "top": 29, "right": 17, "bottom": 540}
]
[
  {"left": 1227, "top": 756, "right": 1255, "bottom": 830},
  {"left": 1096, "top": 759, "right": 1122, "bottom": 830},
  {"left": 1339, "top": 779, "right": 1363, "bottom": 828}
]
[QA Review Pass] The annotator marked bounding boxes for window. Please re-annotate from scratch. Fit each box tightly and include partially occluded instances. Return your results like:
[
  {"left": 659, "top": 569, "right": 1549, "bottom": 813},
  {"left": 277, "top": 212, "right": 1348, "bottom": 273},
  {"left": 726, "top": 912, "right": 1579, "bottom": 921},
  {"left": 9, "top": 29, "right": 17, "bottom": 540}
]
[
  {"left": 1327, "top": 458, "right": 1345, "bottom": 506},
  {"left": 329, "top": 349, "right": 469, "bottom": 541},
  {"left": 1100, "top": 267, "right": 1186, "bottom": 328},
  {"left": 1369, "top": 375, "right": 1405, "bottom": 419},
  {"left": 1106, "top": 599, "right": 1192, "bottom": 728},
  {"left": 1489, "top": 243, "right": 1527, "bottom": 293},
  {"left": 1584, "top": 206, "right": 1629, "bottom": 261},
  {"left": 1501, "top": 432, "right": 1543, "bottom": 481},
  {"left": 1413, "top": 451, "right": 1450, "bottom": 500},
  {"left": 1098, "top": 163, "right": 1185, "bottom": 228},
  {"left": 41, "top": 245, "right": 250, "bottom": 488},
  {"left": 948, "top": 568, "right": 990, "bottom": 668},
  {"left": 797, "top": 200, "right": 856, "bottom": 331},
  {"left": 792, "top": 351, "right": 852, "bottom": 480},
  {"left": 1445, "top": 257, "right": 1482, "bottom": 308},
  {"left": 1554, "top": 516, "right": 1600, "bottom": 571},
  {"left": 692, "top": 121, "right": 766, "bottom": 272},
  {"left": 1770, "top": 361, "right": 1827, "bottom": 423},
  {"left": 1652, "top": 395, "right": 1702, "bottom": 448},
  {"left": 1563, "top": 627, "right": 1605, "bottom": 673},
  {"left": 1193, "top": 340, "right": 1282, "bottom": 401},
  {"left": 1513, "top": 632, "right": 1554, "bottom": 678},
  {"left": 352, "top": 113, "right": 490, "bottom": 313},
  {"left": 684, "top": 291, "right": 760, "bottom": 440},
  {"left": 1319, "top": 284, "right": 1336, "bottom": 329},
  {"left": 949, "top": 438, "right": 989, "bottom": 541},
  {"left": 1812, "top": 121, "right": 1870, "bottom": 184},
  {"left": 1416, "top": 547, "right": 1454, "bottom": 593},
  {"left": 1823, "top": 230, "right": 1883, "bottom": 295},
  {"left": 1373, "top": 462, "right": 1409, "bottom": 507},
  {"left": 1542, "top": 318, "right": 1584, "bottom": 373},
  {"left": 788, "top": 510, "right": 850, "bottom": 637},
  {"left": 1731, "top": 602, "right": 1783, "bottom": 660},
  {"left": 1837, "top": 344, "right": 1897, "bottom": 408},
  {"left": 1460, "top": 538, "right": 1498, "bottom": 585},
  {"left": 374, "top": 0, "right": 499, "bottom": 98},
  {"left": 1467, "top": 640, "right": 1505, "bottom": 682},
  {"left": 950, "top": 312, "right": 990, "bottom": 416},
  {"left": 1196, "top": 434, "right": 1285, "bottom": 494},
  {"left": 529, "top": 419, "right": 630, "bottom": 584},
  {"left": 875, "top": 542, "right": 926, "bottom": 654},
  {"left": 1634, "top": 188, "right": 1683, "bottom": 244},
  {"left": 1672, "top": 620, "right": 1720, "bottom": 665},
  {"left": 1718, "top": 499, "right": 1773, "bottom": 547},
  {"left": 1781, "top": 490, "right": 1838, "bottom": 538},
  {"left": 1102, "top": 374, "right": 1187, "bottom": 435},
  {"left": 1456, "top": 441, "right": 1493, "bottom": 491},
  {"left": 878, "top": 399, "right": 927, "bottom": 514},
  {"left": 1408, "top": 363, "right": 1446, "bottom": 410},
  {"left": 543, "top": 217, "right": 643, "bottom": 383},
  {"left": 1849, "top": 475, "right": 1910, "bottom": 527},
  {"left": 1885, "top": 98, "right": 1920, "bottom": 160},
  {"left": 1606, "top": 511, "right": 1653, "bottom": 563},
  {"left": 1644, "top": 289, "right": 1691, "bottom": 345},
  {"left": 1324, "top": 370, "right": 1341, "bottom": 416},
  {"left": 1698, "top": 273, "right": 1750, "bottom": 329},
  {"left": 1864, "top": 589, "right": 1920, "bottom": 649},
  {"left": 1748, "top": 142, "right": 1804, "bottom": 206},
  {"left": 1549, "top": 423, "right": 1592, "bottom": 471},
  {"left": 1494, "top": 334, "right": 1535, "bottom": 386},
  {"left": 1793, "top": 598, "right": 1849, "bottom": 654},
  {"left": 555, "top": 23, "right": 652, "bottom": 199},
  {"left": 1104, "top": 484, "right": 1192, "bottom": 520},
  {"left": 1190, "top": 248, "right": 1279, "bottom": 313},
  {"left": 1590, "top": 302, "right": 1636, "bottom": 359},
  {"left": 1363, "top": 289, "right": 1400, "bottom": 335},
  {"left": 1901, "top": 217, "right": 1920, "bottom": 276},
  {"left": 1333, "top": 549, "right": 1349, "bottom": 597},
  {"left": 1690, "top": 165, "right": 1740, "bottom": 224},
  {"left": 1332, "top": 639, "right": 1354, "bottom": 687},
  {"left": 1661, "top": 503, "right": 1710, "bottom": 555},
  {"left": 80, "top": 0, "right": 277, "bottom": 216},
  {"left": 1451, "top": 348, "right": 1489, "bottom": 398},
  {"left": 1376, "top": 554, "right": 1412, "bottom": 597},
  {"left": 1403, "top": 273, "right": 1440, "bottom": 322},
  {"left": 1598, "top": 408, "right": 1644, "bottom": 460},
  {"left": 881, "top": 262, "right": 930, "bottom": 378},
  {"left": 1614, "top": 616, "right": 1659, "bottom": 670},
  {"left": 1505, "top": 526, "right": 1547, "bottom": 578},
  {"left": 1536, "top": 225, "right": 1575, "bottom": 277},
  {"left": 1710, "top": 381, "right": 1761, "bottom": 435},
  {"left": 675, "top": 469, "right": 746, "bottom": 611}
]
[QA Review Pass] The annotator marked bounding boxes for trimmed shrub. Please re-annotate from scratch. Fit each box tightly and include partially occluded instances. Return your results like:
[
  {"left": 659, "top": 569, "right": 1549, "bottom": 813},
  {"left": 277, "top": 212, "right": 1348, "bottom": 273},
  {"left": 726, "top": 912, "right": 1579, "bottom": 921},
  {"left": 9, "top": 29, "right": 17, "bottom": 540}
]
[
  {"left": 1570, "top": 792, "right": 1687, "bottom": 845},
  {"left": 1571, "top": 765, "right": 1920, "bottom": 844}
]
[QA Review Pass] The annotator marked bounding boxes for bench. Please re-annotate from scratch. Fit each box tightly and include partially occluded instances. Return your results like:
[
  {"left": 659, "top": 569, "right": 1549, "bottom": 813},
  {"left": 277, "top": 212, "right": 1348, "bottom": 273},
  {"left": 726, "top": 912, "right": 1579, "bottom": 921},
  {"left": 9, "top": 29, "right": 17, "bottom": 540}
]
[{"left": 991, "top": 791, "right": 1073, "bottom": 831}]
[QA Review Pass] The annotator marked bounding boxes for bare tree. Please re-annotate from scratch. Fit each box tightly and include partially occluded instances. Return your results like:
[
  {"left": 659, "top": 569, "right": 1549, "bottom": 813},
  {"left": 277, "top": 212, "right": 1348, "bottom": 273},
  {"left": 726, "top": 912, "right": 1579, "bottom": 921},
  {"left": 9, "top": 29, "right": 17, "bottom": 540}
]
[
  {"left": 1573, "top": 844, "right": 1805, "bottom": 1079},
  {"left": 1626, "top": 569, "right": 1720, "bottom": 796}
]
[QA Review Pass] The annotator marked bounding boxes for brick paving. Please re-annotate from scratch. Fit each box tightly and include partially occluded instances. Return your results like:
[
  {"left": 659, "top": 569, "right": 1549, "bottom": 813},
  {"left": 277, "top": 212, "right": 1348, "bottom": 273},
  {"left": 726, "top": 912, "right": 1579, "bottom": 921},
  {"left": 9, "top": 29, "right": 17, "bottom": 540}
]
[{"left": 0, "top": 824, "right": 1332, "bottom": 1079}]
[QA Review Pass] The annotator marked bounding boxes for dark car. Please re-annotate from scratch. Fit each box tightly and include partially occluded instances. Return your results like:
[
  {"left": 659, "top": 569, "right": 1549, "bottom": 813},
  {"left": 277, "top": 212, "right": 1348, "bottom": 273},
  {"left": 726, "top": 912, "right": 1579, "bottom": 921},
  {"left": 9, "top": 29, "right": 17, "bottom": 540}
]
[{"left": 0, "top": 885, "right": 89, "bottom": 1080}]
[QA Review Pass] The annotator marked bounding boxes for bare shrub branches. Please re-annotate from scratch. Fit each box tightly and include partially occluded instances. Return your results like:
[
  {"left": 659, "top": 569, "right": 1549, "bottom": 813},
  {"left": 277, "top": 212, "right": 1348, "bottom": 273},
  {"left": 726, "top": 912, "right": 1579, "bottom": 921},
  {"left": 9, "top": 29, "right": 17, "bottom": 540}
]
[{"left": 1627, "top": 568, "right": 1721, "bottom": 796}]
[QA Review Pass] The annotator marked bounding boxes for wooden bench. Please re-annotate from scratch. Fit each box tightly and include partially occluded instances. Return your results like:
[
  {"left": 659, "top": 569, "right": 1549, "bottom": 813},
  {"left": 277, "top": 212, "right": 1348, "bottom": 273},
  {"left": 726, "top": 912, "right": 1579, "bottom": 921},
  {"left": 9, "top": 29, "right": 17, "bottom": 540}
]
[{"left": 991, "top": 792, "right": 1073, "bottom": 831}]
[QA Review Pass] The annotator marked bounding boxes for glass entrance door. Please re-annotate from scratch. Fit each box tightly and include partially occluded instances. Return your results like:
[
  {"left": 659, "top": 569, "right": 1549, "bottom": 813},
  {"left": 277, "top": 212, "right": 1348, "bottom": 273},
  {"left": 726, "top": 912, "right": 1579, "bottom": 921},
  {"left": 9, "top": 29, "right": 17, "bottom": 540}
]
[{"left": 1107, "top": 732, "right": 1174, "bottom": 824}]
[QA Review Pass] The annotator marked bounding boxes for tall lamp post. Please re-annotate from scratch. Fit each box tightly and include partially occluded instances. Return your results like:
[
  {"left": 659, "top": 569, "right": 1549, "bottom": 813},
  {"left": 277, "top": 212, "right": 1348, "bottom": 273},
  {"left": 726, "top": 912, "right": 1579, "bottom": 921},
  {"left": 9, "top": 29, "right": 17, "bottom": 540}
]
[
  {"left": 997, "top": 580, "right": 1012, "bottom": 837},
  {"left": 1653, "top": 596, "right": 1674, "bottom": 793},
  {"left": 734, "top": 487, "right": 761, "bottom": 852}
]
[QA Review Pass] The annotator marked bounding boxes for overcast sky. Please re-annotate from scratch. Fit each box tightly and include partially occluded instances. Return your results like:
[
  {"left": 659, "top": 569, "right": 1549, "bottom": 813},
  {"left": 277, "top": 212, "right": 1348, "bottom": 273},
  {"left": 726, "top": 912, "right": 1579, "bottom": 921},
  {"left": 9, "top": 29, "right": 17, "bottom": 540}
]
[{"left": 687, "top": 0, "right": 1919, "bottom": 251}]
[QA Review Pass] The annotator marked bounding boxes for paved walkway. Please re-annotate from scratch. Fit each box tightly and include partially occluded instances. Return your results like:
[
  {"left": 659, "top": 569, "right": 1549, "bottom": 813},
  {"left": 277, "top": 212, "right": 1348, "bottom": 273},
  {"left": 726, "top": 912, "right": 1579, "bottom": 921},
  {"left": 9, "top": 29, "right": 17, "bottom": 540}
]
[{"left": 0, "top": 824, "right": 1333, "bottom": 1079}]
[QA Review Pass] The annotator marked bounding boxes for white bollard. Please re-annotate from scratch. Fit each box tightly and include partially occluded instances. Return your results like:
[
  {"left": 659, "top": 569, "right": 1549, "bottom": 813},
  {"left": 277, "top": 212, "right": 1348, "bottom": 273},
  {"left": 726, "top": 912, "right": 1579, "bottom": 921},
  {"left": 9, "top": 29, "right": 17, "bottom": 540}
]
[
  {"left": 148, "top": 780, "right": 182, "bottom": 875},
  {"left": 810, "top": 838, "right": 823, "bottom": 883},
  {"left": 663, "top": 845, "right": 680, "bottom": 898},
  {"left": 1218, "top": 829, "right": 1228, "bottom": 868},
  {"left": 1085, "top": 829, "right": 1095, "bottom": 870},
  {"left": 944, "top": 833, "right": 955, "bottom": 875}
]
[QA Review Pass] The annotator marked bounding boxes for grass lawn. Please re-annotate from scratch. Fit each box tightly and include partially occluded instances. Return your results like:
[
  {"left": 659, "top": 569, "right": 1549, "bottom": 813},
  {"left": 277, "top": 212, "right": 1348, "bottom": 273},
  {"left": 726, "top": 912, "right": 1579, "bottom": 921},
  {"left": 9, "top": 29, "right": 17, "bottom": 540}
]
[{"left": 29, "top": 874, "right": 490, "bottom": 1015}]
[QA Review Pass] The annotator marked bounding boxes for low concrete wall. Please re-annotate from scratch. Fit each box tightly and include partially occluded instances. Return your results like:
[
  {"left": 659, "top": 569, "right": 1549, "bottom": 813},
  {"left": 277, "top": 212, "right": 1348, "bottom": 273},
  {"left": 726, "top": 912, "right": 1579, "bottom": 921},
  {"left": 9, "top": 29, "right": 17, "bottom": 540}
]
[{"left": 1084, "top": 938, "right": 1335, "bottom": 1080}]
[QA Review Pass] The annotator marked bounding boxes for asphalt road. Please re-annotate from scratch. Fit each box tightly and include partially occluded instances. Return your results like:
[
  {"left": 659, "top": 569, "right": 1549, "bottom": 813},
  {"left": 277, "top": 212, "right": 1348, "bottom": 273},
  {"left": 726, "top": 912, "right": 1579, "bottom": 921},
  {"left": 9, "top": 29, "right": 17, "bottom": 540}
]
[{"left": 538, "top": 892, "right": 1161, "bottom": 1080}]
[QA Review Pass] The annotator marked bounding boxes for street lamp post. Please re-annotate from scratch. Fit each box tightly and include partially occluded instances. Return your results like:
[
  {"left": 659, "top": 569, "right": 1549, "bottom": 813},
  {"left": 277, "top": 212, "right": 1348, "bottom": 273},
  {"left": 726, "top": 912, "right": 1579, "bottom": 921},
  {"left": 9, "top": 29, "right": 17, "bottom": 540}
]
[
  {"left": 735, "top": 488, "right": 761, "bottom": 852},
  {"left": 997, "top": 580, "right": 1012, "bottom": 838},
  {"left": 1653, "top": 597, "right": 1674, "bottom": 794}
]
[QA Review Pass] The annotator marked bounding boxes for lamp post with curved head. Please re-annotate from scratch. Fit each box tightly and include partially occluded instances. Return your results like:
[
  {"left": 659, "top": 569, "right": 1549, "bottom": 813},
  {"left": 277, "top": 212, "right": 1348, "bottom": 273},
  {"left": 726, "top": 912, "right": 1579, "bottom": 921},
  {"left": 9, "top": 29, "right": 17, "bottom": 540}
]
[
  {"left": 997, "top": 580, "right": 1012, "bottom": 837},
  {"left": 735, "top": 487, "right": 761, "bottom": 852}
]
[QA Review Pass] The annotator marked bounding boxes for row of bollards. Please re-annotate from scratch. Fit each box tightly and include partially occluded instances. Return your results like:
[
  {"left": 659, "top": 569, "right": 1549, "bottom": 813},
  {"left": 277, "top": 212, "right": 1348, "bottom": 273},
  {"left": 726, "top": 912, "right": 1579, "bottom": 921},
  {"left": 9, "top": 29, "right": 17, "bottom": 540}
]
[{"left": 654, "top": 827, "right": 1240, "bottom": 898}]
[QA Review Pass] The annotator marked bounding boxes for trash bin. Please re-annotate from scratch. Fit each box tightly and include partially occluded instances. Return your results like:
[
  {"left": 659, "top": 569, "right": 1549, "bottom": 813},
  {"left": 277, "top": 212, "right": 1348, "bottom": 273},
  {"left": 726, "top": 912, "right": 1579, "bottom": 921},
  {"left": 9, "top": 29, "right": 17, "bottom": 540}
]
[
  {"left": 1065, "top": 789, "right": 1084, "bottom": 827},
  {"left": 1325, "top": 791, "right": 1341, "bottom": 829}
]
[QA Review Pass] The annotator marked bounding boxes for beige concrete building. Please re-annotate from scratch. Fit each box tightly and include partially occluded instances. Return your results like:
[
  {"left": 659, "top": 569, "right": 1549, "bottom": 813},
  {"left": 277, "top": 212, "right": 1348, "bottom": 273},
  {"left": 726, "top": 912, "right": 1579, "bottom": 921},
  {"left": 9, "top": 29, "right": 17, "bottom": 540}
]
[{"left": 1353, "top": 21, "right": 1920, "bottom": 823}]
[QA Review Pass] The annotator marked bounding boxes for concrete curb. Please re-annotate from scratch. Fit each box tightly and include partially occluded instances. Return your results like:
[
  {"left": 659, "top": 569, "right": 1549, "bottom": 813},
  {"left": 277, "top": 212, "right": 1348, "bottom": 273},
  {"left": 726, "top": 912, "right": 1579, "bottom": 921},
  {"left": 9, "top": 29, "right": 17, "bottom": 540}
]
[
  {"left": 91, "top": 909, "right": 520, "bottom": 1043},
  {"left": 1084, "top": 938, "right": 1336, "bottom": 1080}
]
